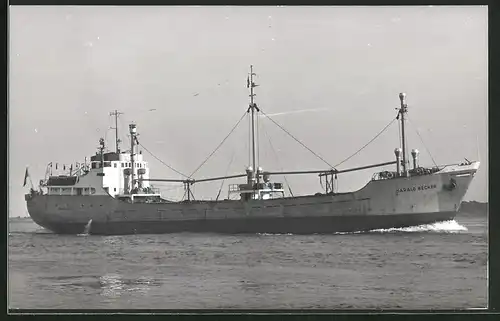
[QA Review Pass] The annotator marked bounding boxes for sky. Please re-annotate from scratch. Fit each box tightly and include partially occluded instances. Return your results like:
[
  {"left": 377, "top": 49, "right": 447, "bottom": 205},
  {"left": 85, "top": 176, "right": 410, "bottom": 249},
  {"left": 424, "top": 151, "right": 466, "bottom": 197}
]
[{"left": 9, "top": 5, "right": 488, "bottom": 216}]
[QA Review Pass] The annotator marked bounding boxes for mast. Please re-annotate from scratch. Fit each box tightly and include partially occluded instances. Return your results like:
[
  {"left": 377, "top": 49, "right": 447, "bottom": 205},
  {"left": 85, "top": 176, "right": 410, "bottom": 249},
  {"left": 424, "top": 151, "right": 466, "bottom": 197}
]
[
  {"left": 398, "top": 93, "right": 408, "bottom": 177},
  {"left": 110, "top": 110, "right": 123, "bottom": 153},
  {"left": 98, "top": 138, "right": 105, "bottom": 168},
  {"left": 129, "top": 123, "right": 137, "bottom": 192},
  {"left": 248, "top": 65, "right": 260, "bottom": 183}
]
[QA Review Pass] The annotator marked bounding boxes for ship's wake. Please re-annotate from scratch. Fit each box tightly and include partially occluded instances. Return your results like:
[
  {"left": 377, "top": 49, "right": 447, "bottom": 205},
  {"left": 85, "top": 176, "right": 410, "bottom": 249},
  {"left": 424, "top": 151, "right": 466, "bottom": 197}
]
[
  {"left": 367, "top": 220, "right": 468, "bottom": 234},
  {"left": 257, "top": 220, "right": 468, "bottom": 236}
]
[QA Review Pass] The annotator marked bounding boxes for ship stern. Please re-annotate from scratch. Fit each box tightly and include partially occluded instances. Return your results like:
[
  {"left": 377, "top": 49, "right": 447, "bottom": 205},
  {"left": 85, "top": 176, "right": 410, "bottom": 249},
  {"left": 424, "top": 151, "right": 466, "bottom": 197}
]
[{"left": 24, "top": 192, "right": 88, "bottom": 234}]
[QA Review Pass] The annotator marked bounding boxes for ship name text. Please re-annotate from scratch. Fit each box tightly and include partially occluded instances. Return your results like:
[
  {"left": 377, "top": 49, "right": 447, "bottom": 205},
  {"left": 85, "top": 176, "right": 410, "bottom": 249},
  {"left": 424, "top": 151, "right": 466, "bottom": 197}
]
[{"left": 396, "top": 184, "right": 437, "bottom": 195}]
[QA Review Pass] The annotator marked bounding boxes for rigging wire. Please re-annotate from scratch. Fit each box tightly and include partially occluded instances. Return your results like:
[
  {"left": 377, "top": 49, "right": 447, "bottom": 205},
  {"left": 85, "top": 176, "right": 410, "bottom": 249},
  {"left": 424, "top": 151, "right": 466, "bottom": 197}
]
[
  {"left": 118, "top": 114, "right": 189, "bottom": 178},
  {"left": 261, "top": 119, "right": 294, "bottom": 197},
  {"left": 333, "top": 116, "right": 398, "bottom": 168},
  {"left": 190, "top": 184, "right": 195, "bottom": 201},
  {"left": 103, "top": 114, "right": 111, "bottom": 150},
  {"left": 156, "top": 184, "right": 185, "bottom": 192},
  {"left": 92, "top": 114, "right": 112, "bottom": 152},
  {"left": 259, "top": 108, "right": 335, "bottom": 170},
  {"left": 117, "top": 115, "right": 131, "bottom": 151},
  {"left": 181, "top": 182, "right": 195, "bottom": 201},
  {"left": 188, "top": 110, "right": 248, "bottom": 178},
  {"left": 139, "top": 143, "right": 189, "bottom": 178},
  {"left": 407, "top": 117, "right": 438, "bottom": 167},
  {"left": 181, "top": 185, "right": 186, "bottom": 201},
  {"left": 215, "top": 150, "right": 236, "bottom": 201}
]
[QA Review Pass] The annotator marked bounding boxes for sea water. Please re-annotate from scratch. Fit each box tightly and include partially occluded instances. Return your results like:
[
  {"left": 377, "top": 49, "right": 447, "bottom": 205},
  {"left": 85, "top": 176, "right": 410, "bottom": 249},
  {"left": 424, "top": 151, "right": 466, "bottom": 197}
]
[{"left": 8, "top": 214, "right": 487, "bottom": 310}]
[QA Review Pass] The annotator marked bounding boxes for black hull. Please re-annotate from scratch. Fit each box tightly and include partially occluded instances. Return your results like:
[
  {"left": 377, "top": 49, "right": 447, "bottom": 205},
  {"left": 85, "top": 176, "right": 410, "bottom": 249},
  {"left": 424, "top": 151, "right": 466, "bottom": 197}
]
[{"left": 40, "top": 212, "right": 457, "bottom": 235}]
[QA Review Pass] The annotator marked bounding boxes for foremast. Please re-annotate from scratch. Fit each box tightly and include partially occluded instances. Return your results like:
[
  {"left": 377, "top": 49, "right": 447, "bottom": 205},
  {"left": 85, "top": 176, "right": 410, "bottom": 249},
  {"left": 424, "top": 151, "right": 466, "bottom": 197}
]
[{"left": 397, "top": 93, "right": 408, "bottom": 177}]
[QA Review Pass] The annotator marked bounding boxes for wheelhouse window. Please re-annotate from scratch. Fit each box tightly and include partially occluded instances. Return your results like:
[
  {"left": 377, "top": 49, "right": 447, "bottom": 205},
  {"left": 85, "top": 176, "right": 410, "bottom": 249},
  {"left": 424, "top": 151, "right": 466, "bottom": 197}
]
[
  {"left": 114, "top": 163, "right": 117, "bottom": 168},
  {"left": 104, "top": 161, "right": 111, "bottom": 167}
]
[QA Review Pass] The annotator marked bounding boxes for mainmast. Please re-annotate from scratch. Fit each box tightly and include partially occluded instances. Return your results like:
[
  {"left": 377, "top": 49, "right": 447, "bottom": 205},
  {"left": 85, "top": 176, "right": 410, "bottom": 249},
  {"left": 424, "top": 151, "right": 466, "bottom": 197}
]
[
  {"left": 110, "top": 110, "right": 123, "bottom": 154},
  {"left": 129, "top": 123, "right": 137, "bottom": 192},
  {"left": 397, "top": 93, "right": 408, "bottom": 177},
  {"left": 247, "top": 65, "right": 260, "bottom": 183}
]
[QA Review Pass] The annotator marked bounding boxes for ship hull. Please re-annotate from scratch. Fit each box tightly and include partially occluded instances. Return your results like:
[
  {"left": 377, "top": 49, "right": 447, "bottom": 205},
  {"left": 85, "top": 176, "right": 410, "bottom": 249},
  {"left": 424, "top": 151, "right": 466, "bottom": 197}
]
[
  {"left": 28, "top": 211, "right": 457, "bottom": 235},
  {"left": 25, "top": 162, "right": 479, "bottom": 235}
]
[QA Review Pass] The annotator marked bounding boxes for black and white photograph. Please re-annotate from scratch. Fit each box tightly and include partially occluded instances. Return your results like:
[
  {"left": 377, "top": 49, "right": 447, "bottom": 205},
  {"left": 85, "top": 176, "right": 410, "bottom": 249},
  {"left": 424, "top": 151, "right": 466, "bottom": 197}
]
[{"left": 8, "top": 5, "right": 488, "bottom": 310}]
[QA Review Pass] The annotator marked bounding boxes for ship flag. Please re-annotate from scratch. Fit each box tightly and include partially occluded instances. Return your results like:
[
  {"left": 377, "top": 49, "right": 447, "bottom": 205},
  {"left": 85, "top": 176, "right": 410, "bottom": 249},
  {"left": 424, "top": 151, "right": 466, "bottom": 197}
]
[
  {"left": 23, "top": 167, "right": 29, "bottom": 187},
  {"left": 247, "top": 76, "right": 250, "bottom": 88}
]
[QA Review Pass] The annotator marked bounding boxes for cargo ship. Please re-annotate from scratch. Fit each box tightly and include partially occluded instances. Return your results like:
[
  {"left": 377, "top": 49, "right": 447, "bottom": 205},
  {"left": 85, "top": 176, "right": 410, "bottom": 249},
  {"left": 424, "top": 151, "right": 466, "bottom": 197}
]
[{"left": 24, "top": 66, "right": 479, "bottom": 235}]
